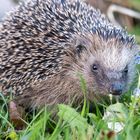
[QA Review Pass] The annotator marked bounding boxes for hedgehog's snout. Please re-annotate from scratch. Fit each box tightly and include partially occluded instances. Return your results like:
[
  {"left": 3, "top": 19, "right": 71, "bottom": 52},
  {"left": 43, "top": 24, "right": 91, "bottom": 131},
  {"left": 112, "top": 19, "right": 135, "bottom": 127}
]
[
  {"left": 109, "top": 81, "right": 124, "bottom": 95},
  {"left": 105, "top": 70, "right": 127, "bottom": 96}
]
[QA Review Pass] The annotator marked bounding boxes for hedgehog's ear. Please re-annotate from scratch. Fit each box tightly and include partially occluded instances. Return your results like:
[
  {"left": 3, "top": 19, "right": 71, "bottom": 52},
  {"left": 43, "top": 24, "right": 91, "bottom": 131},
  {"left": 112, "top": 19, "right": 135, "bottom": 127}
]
[
  {"left": 73, "top": 36, "right": 90, "bottom": 56},
  {"left": 75, "top": 44, "right": 86, "bottom": 55},
  {"left": 73, "top": 35, "right": 92, "bottom": 56}
]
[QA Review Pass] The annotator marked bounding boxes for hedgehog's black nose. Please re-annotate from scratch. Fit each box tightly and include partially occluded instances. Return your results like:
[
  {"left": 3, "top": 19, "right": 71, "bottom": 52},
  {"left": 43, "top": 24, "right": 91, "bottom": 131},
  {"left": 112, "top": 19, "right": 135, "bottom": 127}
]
[{"left": 110, "top": 82, "right": 123, "bottom": 95}]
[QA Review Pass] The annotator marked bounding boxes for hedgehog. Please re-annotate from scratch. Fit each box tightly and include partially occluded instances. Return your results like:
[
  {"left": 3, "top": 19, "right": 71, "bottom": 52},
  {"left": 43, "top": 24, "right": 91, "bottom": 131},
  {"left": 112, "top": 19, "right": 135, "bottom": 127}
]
[{"left": 0, "top": 0, "right": 139, "bottom": 109}]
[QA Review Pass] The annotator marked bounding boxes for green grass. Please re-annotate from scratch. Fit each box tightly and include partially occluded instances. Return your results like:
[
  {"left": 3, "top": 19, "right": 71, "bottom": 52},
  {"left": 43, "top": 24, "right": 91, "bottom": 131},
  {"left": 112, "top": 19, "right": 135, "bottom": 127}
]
[
  {"left": 127, "top": 0, "right": 140, "bottom": 44},
  {"left": 129, "top": 25, "right": 140, "bottom": 44},
  {"left": 0, "top": 73, "right": 140, "bottom": 140},
  {"left": 129, "top": 0, "right": 140, "bottom": 11}
]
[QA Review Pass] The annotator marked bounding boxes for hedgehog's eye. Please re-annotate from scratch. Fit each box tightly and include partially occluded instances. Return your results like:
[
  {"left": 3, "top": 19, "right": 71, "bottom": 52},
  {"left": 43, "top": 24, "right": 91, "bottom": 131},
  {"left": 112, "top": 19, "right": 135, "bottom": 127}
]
[
  {"left": 123, "top": 65, "right": 128, "bottom": 74},
  {"left": 76, "top": 44, "right": 86, "bottom": 55},
  {"left": 92, "top": 64, "right": 98, "bottom": 71}
]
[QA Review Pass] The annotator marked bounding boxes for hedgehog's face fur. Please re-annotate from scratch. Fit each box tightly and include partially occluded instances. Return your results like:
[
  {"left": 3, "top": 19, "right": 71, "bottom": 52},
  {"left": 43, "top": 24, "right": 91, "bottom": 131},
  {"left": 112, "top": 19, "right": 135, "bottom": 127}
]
[{"left": 65, "top": 34, "right": 138, "bottom": 100}]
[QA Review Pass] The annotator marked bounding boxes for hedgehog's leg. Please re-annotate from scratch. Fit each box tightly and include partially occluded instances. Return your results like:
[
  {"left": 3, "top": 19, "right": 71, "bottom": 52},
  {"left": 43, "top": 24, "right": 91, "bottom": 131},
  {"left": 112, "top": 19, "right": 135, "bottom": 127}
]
[{"left": 9, "top": 101, "right": 26, "bottom": 130}]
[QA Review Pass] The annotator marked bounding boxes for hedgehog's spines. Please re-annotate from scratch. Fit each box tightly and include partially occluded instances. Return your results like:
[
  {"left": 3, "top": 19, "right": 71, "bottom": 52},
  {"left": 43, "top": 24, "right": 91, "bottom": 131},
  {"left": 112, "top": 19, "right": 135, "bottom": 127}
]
[{"left": 0, "top": 0, "right": 137, "bottom": 97}]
